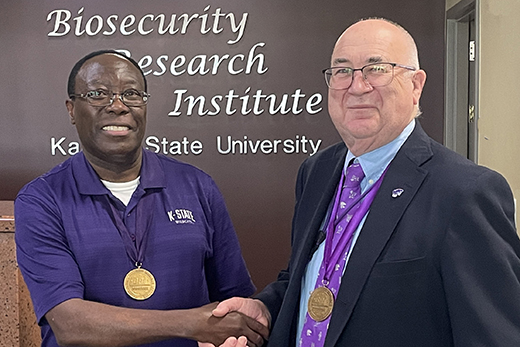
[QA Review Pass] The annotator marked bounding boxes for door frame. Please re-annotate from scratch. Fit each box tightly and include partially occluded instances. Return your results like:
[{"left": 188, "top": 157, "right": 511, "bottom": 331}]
[{"left": 445, "top": 0, "right": 479, "bottom": 162}]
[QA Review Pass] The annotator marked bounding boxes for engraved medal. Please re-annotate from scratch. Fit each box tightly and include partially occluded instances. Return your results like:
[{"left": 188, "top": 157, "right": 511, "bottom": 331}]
[
  {"left": 106, "top": 193, "right": 157, "bottom": 301},
  {"left": 307, "top": 286, "right": 334, "bottom": 322},
  {"left": 124, "top": 266, "right": 156, "bottom": 300}
]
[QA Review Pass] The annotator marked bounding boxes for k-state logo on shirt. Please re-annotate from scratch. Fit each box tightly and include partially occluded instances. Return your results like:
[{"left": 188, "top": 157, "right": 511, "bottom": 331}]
[{"left": 168, "top": 209, "right": 196, "bottom": 224}]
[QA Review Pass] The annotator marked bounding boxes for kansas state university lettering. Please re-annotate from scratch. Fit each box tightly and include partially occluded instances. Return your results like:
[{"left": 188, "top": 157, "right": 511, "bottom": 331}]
[{"left": 168, "top": 209, "right": 196, "bottom": 224}]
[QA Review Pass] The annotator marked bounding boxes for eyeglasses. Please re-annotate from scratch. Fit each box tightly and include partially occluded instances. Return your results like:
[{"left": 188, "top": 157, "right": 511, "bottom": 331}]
[
  {"left": 69, "top": 89, "right": 150, "bottom": 107},
  {"left": 323, "top": 62, "right": 416, "bottom": 90}
]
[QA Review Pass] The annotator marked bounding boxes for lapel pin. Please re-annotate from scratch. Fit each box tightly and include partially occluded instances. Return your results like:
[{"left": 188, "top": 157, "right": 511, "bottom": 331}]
[{"left": 392, "top": 188, "right": 404, "bottom": 198}]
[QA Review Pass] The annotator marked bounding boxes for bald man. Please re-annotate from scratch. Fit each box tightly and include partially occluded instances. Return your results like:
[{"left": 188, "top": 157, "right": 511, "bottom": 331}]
[{"left": 214, "top": 18, "right": 520, "bottom": 347}]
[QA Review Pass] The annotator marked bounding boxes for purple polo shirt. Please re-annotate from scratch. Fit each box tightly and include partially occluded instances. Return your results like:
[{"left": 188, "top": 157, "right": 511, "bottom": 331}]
[{"left": 15, "top": 149, "right": 255, "bottom": 347}]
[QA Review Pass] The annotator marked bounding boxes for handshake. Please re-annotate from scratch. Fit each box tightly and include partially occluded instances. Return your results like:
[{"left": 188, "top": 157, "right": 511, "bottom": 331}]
[{"left": 195, "top": 297, "right": 271, "bottom": 347}]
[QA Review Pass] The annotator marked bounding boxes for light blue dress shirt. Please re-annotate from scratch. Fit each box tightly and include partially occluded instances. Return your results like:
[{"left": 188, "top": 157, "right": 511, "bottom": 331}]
[{"left": 296, "top": 119, "right": 416, "bottom": 344}]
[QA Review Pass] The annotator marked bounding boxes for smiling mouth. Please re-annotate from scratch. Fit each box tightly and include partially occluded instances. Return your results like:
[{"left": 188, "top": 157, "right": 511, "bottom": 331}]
[{"left": 103, "top": 125, "right": 130, "bottom": 131}]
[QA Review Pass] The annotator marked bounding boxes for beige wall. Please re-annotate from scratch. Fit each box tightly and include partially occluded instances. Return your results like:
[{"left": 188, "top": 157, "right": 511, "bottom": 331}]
[
  {"left": 478, "top": 0, "right": 520, "bottom": 224},
  {"left": 447, "top": 0, "right": 519, "bottom": 225}
]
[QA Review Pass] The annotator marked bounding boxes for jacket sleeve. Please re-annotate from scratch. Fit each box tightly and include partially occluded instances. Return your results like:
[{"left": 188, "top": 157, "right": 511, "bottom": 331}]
[{"left": 440, "top": 169, "right": 520, "bottom": 346}]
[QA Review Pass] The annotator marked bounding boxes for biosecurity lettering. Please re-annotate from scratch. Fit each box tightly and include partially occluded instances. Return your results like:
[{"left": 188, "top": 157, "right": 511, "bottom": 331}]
[{"left": 47, "top": 5, "right": 248, "bottom": 44}]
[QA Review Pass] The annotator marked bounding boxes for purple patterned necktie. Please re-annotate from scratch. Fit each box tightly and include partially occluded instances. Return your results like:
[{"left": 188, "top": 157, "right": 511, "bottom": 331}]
[
  {"left": 334, "top": 162, "right": 365, "bottom": 243},
  {"left": 299, "top": 161, "right": 365, "bottom": 347}
]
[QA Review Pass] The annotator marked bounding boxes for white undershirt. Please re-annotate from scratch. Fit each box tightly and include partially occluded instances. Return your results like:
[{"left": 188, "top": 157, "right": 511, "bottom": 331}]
[{"left": 101, "top": 177, "right": 140, "bottom": 206}]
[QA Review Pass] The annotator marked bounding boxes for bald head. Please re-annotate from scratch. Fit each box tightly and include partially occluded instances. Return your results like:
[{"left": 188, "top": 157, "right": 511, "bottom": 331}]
[
  {"left": 334, "top": 18, "right": 420, "bottom": 69},
  {"left": 326, "top": 18, "right": 427, "bottom": 155}
]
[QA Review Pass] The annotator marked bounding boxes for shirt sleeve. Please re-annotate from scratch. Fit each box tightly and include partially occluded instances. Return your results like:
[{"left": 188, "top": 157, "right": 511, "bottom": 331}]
[
  {"left": 202, "top": 179, "right": 256, "bottom": 302},
  {"left": 15, "top": 180, "right": 85, "bottom": 324}
]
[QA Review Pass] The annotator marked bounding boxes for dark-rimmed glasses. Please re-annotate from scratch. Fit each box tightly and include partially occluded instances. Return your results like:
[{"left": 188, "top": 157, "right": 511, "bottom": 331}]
[
  {"left": 323, "top": 62, "right": 416, "bottom": 90},
  {"left": 69, "top": 89, "right": 150, "bottom": 107}
]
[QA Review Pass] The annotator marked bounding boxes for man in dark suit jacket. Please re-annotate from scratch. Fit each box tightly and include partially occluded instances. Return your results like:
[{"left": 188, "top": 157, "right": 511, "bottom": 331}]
[{"left": 215, "top": 18, "right": 520, "bottom": 347}]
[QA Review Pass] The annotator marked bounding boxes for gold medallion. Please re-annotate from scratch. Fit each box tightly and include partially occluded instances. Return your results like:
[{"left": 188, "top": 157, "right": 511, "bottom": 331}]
[
  {"left": 124, "top": 267, "right": 156, "bottom": 300},
  {"left": 308, "top": 286, "right": 334, "bottom": 322}
]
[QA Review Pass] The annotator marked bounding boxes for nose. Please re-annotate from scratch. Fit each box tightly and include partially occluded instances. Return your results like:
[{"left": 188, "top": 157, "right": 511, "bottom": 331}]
[
  {"left": 348, "top": 70, "right": 373, "bottom": 94},
  {"left": 106, "top": 94, "right": 129, "bottom": 112}
]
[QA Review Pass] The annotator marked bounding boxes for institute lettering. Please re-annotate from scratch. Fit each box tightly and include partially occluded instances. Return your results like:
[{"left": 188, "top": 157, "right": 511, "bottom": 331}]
[{"left": 167, "top": 88, "right": 322, "bottom": 117}]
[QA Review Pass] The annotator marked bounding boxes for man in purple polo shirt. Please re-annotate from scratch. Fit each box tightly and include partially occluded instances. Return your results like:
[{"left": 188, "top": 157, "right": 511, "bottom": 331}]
[{"left": 14, "top": 50, "right": 268, "bottom": 347}]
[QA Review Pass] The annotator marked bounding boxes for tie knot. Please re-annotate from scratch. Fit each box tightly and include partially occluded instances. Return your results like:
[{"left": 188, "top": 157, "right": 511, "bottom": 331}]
[{"left": 344, "top": 162, "right": 365, "bottom": 188}]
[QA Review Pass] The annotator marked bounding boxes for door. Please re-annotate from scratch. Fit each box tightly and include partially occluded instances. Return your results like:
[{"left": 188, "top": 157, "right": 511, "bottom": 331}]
[{"left": 445, "top": 0, "right": 478, "bottom": 162}]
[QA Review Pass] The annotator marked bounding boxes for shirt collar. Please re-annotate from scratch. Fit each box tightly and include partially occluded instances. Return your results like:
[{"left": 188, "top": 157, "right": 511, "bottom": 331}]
[
  {"left": 345, "top": 119, "right": 416, "bottom": 190},
  {"left": 73, "top": 149, "right": 166, "bottom": 196},
  {"left": 139, "top": 149, "right": 166, "bottom": 189}
]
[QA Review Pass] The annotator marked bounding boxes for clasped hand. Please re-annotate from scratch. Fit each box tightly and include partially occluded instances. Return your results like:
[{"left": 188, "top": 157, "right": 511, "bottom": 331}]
[{"left": 193, "top": 300, "right": 270, "bottom": 347}]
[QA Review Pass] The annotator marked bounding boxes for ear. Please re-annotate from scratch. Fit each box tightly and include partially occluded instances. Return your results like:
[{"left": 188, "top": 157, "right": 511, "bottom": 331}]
[
  {"left": 66, "top": 99, "right": 76, "bottom": 125},
  {"left": 411, "top": 69, "right": 427, "bottom": 106}
]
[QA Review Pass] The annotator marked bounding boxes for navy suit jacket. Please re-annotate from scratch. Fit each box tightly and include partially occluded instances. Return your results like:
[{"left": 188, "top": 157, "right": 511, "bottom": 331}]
[{"left": 256, "top": 122, "right": 520, "bottom": 346}]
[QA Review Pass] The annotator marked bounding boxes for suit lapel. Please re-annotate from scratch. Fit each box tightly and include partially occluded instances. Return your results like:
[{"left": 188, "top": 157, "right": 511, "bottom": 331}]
[
  {"left": 324, "top": 124, "right": 434, "bottom": 346},
  {"left": 292, "top": 145, "right": 346, "bottom": 270},
  {"left": 272, "top": 144, "right": 346, "bottom": 346}
]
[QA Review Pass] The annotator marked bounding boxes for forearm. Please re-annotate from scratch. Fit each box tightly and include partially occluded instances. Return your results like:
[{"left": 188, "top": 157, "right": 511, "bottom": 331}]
[
  {"left": 47, "top": 299, "right": 212, "bottom": 346},
  {"left": 48, "top": 298, "right": 266, "bottom": 347}
]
